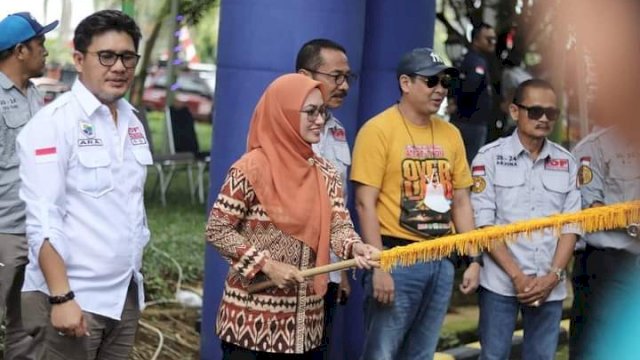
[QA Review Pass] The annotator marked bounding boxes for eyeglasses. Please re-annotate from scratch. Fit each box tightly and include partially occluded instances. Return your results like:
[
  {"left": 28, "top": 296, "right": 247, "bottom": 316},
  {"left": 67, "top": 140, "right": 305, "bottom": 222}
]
[
  {"left": 305, "top": 69, "right": 358, "bottom": 85},
  {"left": 300, "top": 105, "right": 327, "bottom": 121},
  {"left": 87, "top": 50, "right": 140, "bottom": 69},
  {"left": 514, "top": 103, "right": 560, "bottom": 121},
  {"left": 414, "top": 74, "right": 453, "bottom": 89}
]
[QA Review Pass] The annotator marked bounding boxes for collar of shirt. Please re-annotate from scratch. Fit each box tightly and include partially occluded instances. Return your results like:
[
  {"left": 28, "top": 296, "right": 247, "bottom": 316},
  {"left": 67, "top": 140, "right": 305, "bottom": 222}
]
[
  {"left": 509, "top": 130, "right": 552, "bottom": 161},
  {"left": 0, "top": 71, "right": 36, "bottom": 92},
  {"left": 71, "top": 79, "right": 136, "bottom": 119}
]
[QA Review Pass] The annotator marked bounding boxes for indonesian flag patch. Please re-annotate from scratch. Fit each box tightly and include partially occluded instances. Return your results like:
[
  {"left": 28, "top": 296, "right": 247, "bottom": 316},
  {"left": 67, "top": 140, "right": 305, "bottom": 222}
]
[{"left": 35, "top": 147, "right": 58, "bottom": 163}]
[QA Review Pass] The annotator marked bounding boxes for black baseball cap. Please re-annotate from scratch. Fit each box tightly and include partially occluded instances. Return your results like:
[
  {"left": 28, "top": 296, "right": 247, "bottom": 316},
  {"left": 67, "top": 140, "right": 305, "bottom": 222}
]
[{"left": 396, "top": 47, "right": 459, "bottom": 78}]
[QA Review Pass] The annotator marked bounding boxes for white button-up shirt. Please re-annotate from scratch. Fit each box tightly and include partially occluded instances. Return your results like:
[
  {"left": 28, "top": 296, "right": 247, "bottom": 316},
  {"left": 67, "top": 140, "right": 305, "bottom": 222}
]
[
  {"left": 470, "top": 131, "right": 581, "bottom": 301},
  {"left": 17, "top": 80, "right": 152, "bottom": 320}
]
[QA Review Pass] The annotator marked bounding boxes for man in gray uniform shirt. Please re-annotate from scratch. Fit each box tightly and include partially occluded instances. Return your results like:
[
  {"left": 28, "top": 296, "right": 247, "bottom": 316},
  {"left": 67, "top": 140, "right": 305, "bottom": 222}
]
[
  {"left": 470, "top": 79, "right": 581, "bottom": 360},
  {"left": 570, "top": 125, "right": 640, "bottom": 358},
  {"left": 0, "top": 11, "right": 58, "bottom": 359}
]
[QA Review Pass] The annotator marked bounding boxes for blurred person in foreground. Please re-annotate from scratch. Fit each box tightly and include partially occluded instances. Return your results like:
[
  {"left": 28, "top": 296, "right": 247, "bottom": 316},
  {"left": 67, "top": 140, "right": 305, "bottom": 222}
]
[
  {"left": 352, "top": 48, "right": 480, "bottom": 360},
  {"left": 17, "top": 10, "right": 151, "bottom": 359},
  {"left": 296, "top": 38, "right": 357, "bottom": 358},
  {"left": 470, "top": 79, "right": 581, "bottom": 360},
  {"left": 206, "top": 73, "right": 379, "bottom": 359},
  {"left": 0, "top": 11, "right": 58, "bottom": 359}
]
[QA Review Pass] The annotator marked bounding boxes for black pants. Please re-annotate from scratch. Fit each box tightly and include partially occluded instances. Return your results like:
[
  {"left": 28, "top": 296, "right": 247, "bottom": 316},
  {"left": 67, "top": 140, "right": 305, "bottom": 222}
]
[
  {"left": 319, "top": 282, "right": 340, "bottom": 359},
  {"left": 221, "top": 342, "right": 322, "bottom": 360}
]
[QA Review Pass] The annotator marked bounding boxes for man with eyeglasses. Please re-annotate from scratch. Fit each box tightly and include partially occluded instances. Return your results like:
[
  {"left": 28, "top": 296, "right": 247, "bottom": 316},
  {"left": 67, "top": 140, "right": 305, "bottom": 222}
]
[
  {"left": 453, "top": 22, "right": 497, "bottom": 163},
  {"left": 296, "top": 38, "right": 356, "bottom": 359},
  {"left": 470, "top": 79, "right": 581, "bottom": 359},
  {"left": 17, "top": 10, "right": 151, "bottom": 359},
  {"left": 0, "top": 12, "right": 58, "bottom": 359},
  {"left": 352, "top": 47, "right": 480, "bottom": 359}
]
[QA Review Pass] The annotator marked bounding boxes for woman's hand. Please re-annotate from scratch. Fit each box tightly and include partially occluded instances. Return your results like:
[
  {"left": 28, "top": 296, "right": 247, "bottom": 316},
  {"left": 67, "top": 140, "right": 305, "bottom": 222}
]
[
  {"left": 261, "top": 259, "right": 304, "bottom": 288},
  {"left": 352, "top": 242, "right": 380, "bottom": 270}
]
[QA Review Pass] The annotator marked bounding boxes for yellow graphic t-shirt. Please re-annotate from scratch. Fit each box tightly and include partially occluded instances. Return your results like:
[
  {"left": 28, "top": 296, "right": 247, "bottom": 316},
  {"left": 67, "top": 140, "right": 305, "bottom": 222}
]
[{"left": 351, "top": 105, "right": 472, "bottom": 242}]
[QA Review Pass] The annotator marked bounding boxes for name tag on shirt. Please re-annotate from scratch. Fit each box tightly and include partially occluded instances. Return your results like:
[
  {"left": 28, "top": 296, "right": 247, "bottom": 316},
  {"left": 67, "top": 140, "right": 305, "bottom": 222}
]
[
  {"left": 128, "top": 126, "right": 147, "bottom": 145},
  {"left": 545, "top": 158, "right": 569, "bottom": 171}
]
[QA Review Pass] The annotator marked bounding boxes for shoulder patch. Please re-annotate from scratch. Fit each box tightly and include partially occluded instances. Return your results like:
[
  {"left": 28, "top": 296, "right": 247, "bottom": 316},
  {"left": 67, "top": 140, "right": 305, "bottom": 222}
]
[
  {"left": 472, "top": 176, "right": 486, "bottom": 193},
  {"left": 577, "top": 157, "right": 593, "bottom": 186}
]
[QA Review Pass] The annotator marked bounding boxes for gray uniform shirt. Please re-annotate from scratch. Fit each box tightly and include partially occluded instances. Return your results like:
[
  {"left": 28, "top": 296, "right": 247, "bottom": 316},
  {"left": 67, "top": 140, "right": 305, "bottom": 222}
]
[
  {"left": 0, "top": 71, "right": 43, "bottom": 233},
  {"left": 573, "top": 127, "right": 640, "bottom": 254},
  {"left": 471, "top": 131, "right": 581, "bottom": 301},
  {"left": 312, "top": 112, "right": 351, "bottom": 284}
]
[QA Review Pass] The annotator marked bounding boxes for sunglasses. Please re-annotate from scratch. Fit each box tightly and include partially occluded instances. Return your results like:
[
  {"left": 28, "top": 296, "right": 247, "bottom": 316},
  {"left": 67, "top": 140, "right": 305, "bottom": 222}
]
[
  {"left": 515, "top": 103, "right": 560, "bottom": 121},
  {"left": 414, "top": 74, "right": 453, "bottom": 89}
]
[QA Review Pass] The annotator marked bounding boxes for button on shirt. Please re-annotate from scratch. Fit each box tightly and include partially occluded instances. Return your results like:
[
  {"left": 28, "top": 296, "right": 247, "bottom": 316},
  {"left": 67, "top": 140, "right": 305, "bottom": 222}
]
[
  {"left": 312, "top": 112, "right": 351, "bottom": 283},
  {"left": 0, "top": 71, "right": 43, "bottom": 233},
  {"left": 471, "top": 131, "right": 581, "bottom": 301},
  {"left": 17, "top": 80, "right": 153, "bottom": 320},
  {"left": 573, "top": 127, "right": 640, "bottom": 254}
]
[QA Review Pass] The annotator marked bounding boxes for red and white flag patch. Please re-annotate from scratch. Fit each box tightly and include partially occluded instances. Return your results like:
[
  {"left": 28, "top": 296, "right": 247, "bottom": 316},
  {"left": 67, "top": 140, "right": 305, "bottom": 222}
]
[
  {"left": 472, "top": 165, "right": 486, "bottom": 176},
  {"left": 35, "top": 147, "right": 57, "bottom": 163}
]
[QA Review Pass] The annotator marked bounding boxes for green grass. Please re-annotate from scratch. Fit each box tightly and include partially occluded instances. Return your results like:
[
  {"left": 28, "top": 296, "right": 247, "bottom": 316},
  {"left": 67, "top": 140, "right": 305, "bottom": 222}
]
[{"left": 141, "top": 111, "right": 212, "bottom": 301}]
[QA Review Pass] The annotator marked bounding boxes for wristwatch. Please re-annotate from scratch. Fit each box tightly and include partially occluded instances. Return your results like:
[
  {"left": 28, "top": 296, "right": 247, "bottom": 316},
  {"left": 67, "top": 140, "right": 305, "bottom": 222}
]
[
  {"left": 550, "top": 267, "right": 566, "bottom": 282},
  {"left": 468, "top": 255, "right": 484, "bottom": 267}
]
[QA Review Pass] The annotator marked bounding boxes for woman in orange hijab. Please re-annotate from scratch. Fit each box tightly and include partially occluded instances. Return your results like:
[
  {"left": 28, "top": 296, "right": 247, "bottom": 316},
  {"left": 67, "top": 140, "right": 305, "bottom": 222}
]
[{"left": 207, "top": 73, "right": 379, "bottom": 359}]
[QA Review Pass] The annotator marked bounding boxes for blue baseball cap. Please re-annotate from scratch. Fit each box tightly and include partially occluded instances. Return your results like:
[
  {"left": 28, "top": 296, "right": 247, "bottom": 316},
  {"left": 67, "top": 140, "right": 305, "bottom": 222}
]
[
  {"left": 0, "top": 12, "right": 59, "bottom": 52},
  {"left": 396, "top": 47, "right": 459, "bottom": 79}
]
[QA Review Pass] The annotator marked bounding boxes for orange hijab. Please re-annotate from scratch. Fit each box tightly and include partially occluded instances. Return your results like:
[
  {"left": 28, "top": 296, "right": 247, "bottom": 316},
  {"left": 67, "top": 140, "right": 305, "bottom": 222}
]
[{"left": 233, "top": 74, "right": 331, "bottom": 295}]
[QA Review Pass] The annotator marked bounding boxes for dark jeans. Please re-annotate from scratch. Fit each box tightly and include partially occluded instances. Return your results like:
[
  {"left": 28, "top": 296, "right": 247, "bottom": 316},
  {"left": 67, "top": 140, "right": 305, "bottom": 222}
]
[
  {"left": 478, "top": 287, "right": 563, "bottom": 360},
  {"left": 569, "top": 249, "right": 589, "bottom": 360},
  {"left": 221, "top": 342, "right": 322, "bottom": 360}
]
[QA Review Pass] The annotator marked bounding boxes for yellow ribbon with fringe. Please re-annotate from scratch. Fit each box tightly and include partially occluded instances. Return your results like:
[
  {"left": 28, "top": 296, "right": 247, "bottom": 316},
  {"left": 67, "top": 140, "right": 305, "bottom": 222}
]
[{"left": 380, "top": 201, "right": 640, "bottom": 272}]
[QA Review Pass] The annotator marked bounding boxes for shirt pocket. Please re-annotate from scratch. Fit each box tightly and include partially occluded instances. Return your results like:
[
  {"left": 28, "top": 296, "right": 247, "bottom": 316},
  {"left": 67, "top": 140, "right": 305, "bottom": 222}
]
[
  {"left": 541, "top": 171, "right": 571, "bottom": 214},
  {"left": 494, "top": 167, "right": 526, "bottom": 216},
  {"left": 76, "top": 150, "right": 114, "bottom": 198},
  {"left": 0, "top": 112, "right": 30, "bottom": 167}
]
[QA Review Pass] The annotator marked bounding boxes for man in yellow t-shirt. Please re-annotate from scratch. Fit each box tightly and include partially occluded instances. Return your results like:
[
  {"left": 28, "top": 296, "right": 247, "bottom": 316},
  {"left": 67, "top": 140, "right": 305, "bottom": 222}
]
[{"left": 351, "top": 47, "right": 479, "bottom": 360}]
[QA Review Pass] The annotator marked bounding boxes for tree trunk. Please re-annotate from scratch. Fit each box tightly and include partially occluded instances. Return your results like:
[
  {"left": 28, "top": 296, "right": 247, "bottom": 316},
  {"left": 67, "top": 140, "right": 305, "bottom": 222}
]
[{"left": 130, "top": 0, "right": 171, "bottom": 107}]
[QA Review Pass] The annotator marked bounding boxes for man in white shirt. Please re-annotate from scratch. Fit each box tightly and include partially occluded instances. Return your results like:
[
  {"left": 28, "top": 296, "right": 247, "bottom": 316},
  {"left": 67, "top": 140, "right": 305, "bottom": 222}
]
[{"left": 17, "top": 10, "right": 151, "bottom": 359}]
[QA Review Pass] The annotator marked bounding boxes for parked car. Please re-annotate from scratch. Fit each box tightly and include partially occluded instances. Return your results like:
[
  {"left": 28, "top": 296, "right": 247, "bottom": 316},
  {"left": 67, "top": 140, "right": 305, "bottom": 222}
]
[
  {"left": 142, "top": 71, "right": 213, "bottom": 121},
  {"left": 31, "top": 77, "right": 70, "bottom": 104}
]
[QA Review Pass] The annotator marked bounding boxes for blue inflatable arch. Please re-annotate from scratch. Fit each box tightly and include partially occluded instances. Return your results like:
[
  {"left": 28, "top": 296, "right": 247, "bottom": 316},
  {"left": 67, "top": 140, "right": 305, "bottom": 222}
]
[{"left": 203, "top": 1, "right": 436, "bottom": 358}]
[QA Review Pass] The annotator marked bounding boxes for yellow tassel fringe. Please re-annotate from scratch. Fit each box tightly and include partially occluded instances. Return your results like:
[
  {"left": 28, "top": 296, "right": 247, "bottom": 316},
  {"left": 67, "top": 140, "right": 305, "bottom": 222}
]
[{"left": 380, "top": 201, "right": 640, "bottom": 272}]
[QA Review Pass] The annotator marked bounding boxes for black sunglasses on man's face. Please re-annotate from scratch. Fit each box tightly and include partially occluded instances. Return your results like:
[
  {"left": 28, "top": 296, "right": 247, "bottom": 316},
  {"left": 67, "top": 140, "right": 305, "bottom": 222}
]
[{"left": 514, "top": 103, "right": 560, "bottom": 121}]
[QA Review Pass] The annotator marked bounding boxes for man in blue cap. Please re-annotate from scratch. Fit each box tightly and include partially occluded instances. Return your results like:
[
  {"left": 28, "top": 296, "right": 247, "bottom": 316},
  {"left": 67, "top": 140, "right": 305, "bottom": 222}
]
[
  {"left": 351, "top": 48, "right": 480, "bottom": 359},
  {"left": 0, "top": 11, "right": 58, "bottom": 360}
]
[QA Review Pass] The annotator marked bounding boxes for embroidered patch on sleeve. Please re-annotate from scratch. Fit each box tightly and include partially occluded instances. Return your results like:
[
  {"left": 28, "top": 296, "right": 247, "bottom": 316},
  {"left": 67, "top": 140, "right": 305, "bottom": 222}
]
[
  {"left": 577, "top": 156, "right": 593, "bottom": 186},
  {"left": 472, "top": 175, "right": 486, "bottom": 193}
]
